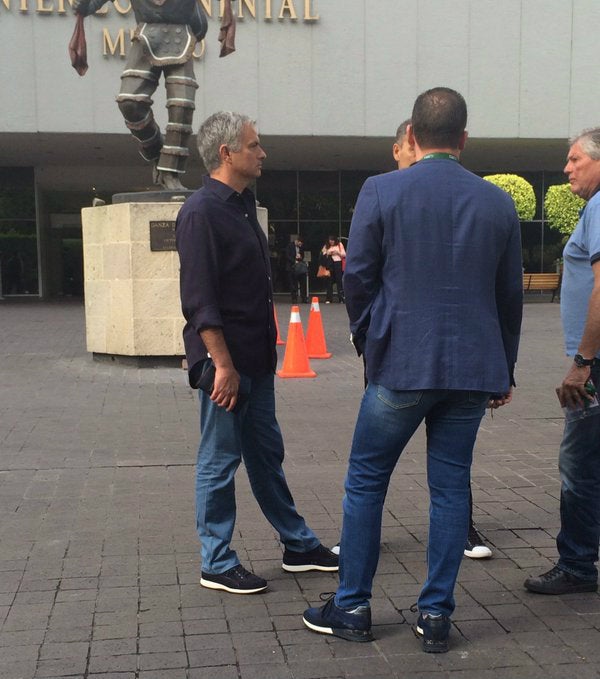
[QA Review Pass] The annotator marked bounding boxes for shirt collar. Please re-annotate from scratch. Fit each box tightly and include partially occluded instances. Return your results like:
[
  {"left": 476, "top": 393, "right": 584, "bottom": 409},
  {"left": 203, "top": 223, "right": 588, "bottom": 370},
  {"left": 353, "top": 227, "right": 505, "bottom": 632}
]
[{"left": 203, "top": 175, "right": 254, "bottom": 202}]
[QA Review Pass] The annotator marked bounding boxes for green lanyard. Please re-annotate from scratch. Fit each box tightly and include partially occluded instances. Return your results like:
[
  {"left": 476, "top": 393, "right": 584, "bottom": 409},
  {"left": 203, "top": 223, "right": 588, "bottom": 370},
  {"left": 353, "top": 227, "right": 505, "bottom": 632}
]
[{"left": 421, "top": 152, "right": 459, "bottom": 162}]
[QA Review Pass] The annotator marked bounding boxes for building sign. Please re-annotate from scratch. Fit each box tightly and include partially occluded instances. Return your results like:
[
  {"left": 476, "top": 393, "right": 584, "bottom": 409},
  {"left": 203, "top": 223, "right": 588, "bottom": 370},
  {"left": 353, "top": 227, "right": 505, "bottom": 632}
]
[
  {"left": 2, "top": 0, "right": 319, "bottom": 58},
  {"left": 149, "top": 221, "right": 177, "bottom": 252},
  {"left": 2, "top": 0, "right": 319, "bottom": 16}
]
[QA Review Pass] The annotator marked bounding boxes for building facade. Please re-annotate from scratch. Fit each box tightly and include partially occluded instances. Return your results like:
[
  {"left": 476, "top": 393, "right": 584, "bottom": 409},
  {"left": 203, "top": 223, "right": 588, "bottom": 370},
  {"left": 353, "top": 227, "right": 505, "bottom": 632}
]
[{"left": 1, "top": 0, "right": 599, "bottom": 297}]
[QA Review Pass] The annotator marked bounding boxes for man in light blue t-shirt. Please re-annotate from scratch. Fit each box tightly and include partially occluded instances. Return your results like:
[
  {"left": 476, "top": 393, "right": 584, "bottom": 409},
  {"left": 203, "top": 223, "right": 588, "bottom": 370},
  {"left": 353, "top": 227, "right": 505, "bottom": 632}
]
[{"left": 525, "top": 127, "right": 600, "bottom": 595}]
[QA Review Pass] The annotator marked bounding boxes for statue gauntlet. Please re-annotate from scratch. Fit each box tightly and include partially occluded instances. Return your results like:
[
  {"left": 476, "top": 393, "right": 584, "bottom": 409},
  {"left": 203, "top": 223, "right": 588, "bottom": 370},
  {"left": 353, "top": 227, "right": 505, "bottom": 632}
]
[{"left": 73, "top": 0, "right": 108, "bottom": 16}]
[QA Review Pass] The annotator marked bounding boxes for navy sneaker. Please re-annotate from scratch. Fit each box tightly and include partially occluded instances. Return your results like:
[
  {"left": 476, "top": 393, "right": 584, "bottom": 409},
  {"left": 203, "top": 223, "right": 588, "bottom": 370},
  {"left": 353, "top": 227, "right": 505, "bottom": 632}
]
[
  {"left": 524, "top": 566, "right": 598, "bottom": 595},
  {"left": 282, "top": 544, "right": 339, "bottom": 572},
  {"left": 303, "top": 595, "right": 373, "bottom": 642},
  {"left": 200, "top": 564, "right": 267, "bottom": 595},
  {"left": 414, "top": 612, "right": 451, "bottom": 653}
]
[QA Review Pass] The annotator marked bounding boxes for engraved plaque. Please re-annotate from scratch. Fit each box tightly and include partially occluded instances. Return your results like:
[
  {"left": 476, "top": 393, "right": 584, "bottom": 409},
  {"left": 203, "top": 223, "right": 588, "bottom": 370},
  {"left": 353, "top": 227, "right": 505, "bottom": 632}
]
[{"left": 149, "top": 220, "right": 177, "bottom": 251}]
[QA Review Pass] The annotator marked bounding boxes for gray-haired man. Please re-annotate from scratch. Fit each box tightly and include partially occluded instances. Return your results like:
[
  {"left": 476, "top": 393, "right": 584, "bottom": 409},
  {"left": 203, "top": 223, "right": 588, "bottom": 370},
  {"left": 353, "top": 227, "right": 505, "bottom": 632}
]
[
  {"left": 176, "top": 112, "right": 338, "bottom": 594},
  {"left": 525, "top": 128, "right": 600, "bottom": 595}
]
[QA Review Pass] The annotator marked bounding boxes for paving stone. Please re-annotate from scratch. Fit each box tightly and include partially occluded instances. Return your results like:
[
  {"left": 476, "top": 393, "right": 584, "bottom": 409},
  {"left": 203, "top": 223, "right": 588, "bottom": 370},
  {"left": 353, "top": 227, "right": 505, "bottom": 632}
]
[
  {"left": 35, "top": 656, "right": 88, "bottom": 677},
  {"left": 137, "top": 651, "right": 187, "bottom": 671},
  {"left": 38, "top": 641, "right": 89, "bottom": 660},
  {"left": 90, "top": 638, "right": 137, "bottom": 656},
  {"left": 187, "top": 647, "right": 237, "bottom": 667},
  {"left": 87, "top": 654, "right": 138, "bottom": 674},
  {"left": 186, "top": 668, "right": 239, "bottom": 679}
]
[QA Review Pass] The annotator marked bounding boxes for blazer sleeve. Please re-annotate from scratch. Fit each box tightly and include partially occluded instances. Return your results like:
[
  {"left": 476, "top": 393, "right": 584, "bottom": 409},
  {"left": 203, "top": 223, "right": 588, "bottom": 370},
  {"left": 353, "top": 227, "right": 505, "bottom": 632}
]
[
  {"left": 343, "top": 177, "right": 384, "bottom": 349},
  {"left": 495, "top": 210, "right": 524, "bottom": 386}
]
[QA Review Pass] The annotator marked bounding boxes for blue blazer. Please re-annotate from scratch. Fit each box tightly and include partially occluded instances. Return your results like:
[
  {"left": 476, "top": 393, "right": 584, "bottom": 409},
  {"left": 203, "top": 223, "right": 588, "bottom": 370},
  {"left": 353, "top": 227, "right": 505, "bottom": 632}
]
[{"left": 344, "top": 158, "right": 523, "bottom": 393}]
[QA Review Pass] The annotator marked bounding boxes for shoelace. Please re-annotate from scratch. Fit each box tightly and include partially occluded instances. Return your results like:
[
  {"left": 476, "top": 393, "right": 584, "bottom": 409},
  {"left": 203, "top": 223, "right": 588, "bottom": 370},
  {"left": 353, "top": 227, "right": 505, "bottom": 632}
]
[
  {"left": 231, "top": 564, "right": 253, "bottom": 580},
  {"left": 539, "top": 565, "right": 564, "bottom": 581},
  {"left": 319, "top": 591, "right": 336, "bottom": 602}
]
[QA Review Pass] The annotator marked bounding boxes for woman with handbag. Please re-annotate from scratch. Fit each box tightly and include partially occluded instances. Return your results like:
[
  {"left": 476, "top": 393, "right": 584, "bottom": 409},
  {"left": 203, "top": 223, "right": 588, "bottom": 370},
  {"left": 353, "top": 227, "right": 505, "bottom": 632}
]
[{"left": 321, "top": 235, "right": 346, "bottom": 303}]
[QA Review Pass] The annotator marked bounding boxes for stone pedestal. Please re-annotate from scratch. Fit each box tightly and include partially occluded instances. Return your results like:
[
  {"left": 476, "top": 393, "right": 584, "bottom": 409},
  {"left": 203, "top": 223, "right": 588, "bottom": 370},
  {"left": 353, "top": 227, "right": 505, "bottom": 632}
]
[
  {"left": 81, "top": 199, "right": 269, "bottom": 359},
  {"left": 81, "top": 201, "right": 185, "bottom": 358}
]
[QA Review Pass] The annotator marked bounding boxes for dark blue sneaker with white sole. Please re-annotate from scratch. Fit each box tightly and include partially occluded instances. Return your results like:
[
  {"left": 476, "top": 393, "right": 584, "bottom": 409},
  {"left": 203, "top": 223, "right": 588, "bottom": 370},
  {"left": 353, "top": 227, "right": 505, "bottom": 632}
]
[
  {"left": 303, "top": 595, "right": 373, "bottom": 642},
  {"left": 200, "top": 564, "right": 267, "bottom": 595},
  {"left": 414, "top": 612, "right": 451, "bottom": 653}
]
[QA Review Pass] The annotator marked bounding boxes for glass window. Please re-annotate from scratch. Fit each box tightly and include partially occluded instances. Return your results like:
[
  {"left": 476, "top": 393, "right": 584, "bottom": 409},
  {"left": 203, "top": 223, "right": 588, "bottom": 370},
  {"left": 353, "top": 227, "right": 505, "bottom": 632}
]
[
  {"left": 341, "top": 170, "right": 373, "bottom": 223},
  {"left": 0, "top": 169, "right": 38, "bottom": 296},
  {"left": 256, "top": 171, "right": 298, "bottom": 221},
  {"left": 299, "top": 172, "right": 339, "bottom": 221},
  {"left": 268, "top": 221, "right": 298, "bottom": 293}
]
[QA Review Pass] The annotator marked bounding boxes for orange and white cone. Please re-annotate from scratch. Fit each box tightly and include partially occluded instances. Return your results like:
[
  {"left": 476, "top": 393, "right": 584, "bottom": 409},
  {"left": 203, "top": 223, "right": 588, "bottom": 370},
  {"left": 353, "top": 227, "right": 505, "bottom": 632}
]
[
  {"left": 276, "top": 306, "right": 317, "bottom": 378},
  {"left": 306, "top": 297, "right": 332, "bottom": 359},
  {"left": 274, "top": 306, "right": 285, "bottom": 345}
]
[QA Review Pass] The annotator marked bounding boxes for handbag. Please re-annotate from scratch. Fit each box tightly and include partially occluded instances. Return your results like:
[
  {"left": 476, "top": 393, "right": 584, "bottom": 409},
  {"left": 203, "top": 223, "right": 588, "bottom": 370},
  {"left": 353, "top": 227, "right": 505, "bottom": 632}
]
[
  {"left": 294, "top": 261, "right": 308, "bottom": 275},
  {"left": 317, "top": 265, "right": 331, "bottom": 278}
]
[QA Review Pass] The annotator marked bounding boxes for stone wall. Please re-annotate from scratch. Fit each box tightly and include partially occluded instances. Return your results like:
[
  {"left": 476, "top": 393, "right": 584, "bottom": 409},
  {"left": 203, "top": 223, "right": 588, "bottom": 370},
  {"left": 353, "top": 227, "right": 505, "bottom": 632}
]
[{"left": 82, "top": 201, "right": 184, "bottom": 357}]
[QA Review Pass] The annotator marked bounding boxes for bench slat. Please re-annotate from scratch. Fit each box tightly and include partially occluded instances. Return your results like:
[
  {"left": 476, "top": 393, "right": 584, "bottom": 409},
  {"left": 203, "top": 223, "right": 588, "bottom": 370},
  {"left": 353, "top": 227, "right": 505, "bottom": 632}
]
[{"left": 522, "top": 273, "right": 560, "bottom": 300}]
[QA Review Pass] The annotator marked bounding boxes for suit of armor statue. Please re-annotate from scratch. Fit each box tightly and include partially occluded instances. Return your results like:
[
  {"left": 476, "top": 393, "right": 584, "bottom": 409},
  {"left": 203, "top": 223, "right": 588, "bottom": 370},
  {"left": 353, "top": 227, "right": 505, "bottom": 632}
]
[{"left": 74, "top": 0, "right": 208, "bottom": 190}]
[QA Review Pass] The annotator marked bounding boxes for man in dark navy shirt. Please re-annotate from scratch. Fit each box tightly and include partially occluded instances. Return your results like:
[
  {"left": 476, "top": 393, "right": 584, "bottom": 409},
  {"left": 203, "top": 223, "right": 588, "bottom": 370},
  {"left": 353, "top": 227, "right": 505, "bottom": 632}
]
[{"left": 176, "top": 111, "right": 337, "bottom": 595}]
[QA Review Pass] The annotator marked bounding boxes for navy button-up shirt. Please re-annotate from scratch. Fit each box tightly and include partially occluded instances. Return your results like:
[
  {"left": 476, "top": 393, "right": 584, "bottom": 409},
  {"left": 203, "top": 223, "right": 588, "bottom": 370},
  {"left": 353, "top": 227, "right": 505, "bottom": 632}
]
[{"left": 176, "top": 176, "right": 277, "bottom": 387}]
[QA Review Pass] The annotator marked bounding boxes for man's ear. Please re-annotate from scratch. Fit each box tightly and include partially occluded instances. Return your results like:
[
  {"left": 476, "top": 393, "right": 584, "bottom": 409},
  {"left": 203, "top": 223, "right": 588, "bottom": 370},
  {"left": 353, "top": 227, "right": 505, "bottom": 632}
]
[
  {"left": 392, "top": 143, "right": 401, "bottom": 163},
  {"left": 458, "top": 130, "right": 468, "bottom": 151},
  {"left": 218, "top": 143, "right": 231, "bottom": 164}
]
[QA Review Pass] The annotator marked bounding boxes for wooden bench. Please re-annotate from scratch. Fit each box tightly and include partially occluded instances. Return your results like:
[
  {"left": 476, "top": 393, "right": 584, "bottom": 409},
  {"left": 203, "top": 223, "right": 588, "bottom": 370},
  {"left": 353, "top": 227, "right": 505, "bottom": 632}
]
[{"left": 523, "top": 273, "right": 561, "bottom": 302}]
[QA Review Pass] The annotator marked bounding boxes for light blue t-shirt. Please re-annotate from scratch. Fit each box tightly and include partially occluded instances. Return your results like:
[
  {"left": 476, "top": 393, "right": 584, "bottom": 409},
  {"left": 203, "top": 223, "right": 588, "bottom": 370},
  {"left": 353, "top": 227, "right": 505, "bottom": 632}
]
[{"left": 560, "top": 191, "right": 600, "bottom": 356}]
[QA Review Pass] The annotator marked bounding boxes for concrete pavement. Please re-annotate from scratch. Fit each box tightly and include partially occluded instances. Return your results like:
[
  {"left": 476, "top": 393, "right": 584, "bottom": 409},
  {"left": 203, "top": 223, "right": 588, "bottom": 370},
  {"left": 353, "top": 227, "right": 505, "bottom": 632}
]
[{"left": 1, "top": 298, "right": 599, "bottom": 679}]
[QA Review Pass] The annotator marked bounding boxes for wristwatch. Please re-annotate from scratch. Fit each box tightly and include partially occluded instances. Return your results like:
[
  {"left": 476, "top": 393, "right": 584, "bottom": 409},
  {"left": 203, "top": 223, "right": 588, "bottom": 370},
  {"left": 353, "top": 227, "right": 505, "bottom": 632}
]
[{"left": 573, "top": 353, "right": 595, "bottom": 368}]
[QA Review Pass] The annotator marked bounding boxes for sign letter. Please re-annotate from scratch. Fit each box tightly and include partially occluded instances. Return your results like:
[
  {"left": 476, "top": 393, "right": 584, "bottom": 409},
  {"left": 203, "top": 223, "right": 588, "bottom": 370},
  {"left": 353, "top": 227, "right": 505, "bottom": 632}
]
[
  {"left": 304, "top": 0, "right": 318, "bottom": 21},
  {"left": 278, "top": 0, "right": 296, "bottom": 20},
  {"left": 103, "top": 28, "right": 126, "bottom": 56}
]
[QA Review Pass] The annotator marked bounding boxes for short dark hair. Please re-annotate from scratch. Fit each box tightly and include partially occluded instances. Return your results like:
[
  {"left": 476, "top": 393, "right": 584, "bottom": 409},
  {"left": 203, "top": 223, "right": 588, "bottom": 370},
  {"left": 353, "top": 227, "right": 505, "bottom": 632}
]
[
  {"left": 395, "top": 118, "right": 411, "bottom": 143},
  {"left": 411, "top": 87, "right": 467, "bottom": 149}
]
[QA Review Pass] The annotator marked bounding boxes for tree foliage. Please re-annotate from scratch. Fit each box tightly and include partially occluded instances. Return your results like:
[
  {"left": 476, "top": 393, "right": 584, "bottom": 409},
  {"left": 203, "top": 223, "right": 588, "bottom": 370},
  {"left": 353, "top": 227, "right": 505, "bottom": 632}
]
[
  {"left": 483, "top": 174, "right": 536, "bottom": 221},
  {"left": 544, "top": 183, "right": 587, "bottom": 237}
]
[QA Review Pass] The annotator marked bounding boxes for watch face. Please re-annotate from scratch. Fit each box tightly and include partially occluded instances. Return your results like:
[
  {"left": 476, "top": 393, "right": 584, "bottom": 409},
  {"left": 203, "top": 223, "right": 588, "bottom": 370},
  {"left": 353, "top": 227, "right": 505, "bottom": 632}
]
[{"left": 574, "top": 354, "right": 592, "bottom": 367}]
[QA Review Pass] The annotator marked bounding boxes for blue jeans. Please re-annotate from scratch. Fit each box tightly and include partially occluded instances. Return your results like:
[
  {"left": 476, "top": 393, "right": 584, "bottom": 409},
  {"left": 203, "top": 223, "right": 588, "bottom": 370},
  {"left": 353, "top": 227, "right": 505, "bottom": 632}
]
[
  {"left": 557, "top": 366, "right": 600, "bottom": 581},
  {"left": 196, "top": 370, "right": 319, "bottom": 574},
  {"left": 335, "top": 384, "right": 488, "bottom": 617}
]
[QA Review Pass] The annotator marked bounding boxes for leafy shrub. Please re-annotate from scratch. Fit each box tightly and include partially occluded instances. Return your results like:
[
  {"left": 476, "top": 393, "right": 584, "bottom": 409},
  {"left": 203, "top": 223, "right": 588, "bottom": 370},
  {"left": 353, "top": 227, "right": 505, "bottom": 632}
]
[
  {"left": 483, "top": 174, "right": 536, "bottom": 221},
  {"left": 544, "top": 183, "right": 587, "bottom": 237}
]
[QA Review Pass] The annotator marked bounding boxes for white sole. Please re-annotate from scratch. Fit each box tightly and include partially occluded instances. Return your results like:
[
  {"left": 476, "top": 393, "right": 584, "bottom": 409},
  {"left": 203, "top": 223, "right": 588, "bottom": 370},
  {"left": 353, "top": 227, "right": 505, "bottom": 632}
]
[
  {"left": 463, "top": 548, "right": 492, "bottom": 559},
  {"left": 200, "top": 577, "right": 267, "bottom": 594},
  {"left": 282, "top": 564, "right": 339, "bottom": 573},
  {"left": 303, "top": 616, "right": 333, "bottom": 635}
]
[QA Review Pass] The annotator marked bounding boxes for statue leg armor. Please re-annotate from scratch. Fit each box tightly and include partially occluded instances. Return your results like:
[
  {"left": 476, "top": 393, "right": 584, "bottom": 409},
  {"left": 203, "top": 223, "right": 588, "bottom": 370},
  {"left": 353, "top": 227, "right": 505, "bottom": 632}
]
[
  {"left": 155, "top": 60, "right": 199, "bottom": 175},
  {"left": 116, "top": 41, "right": 162, "bottom": 163}
]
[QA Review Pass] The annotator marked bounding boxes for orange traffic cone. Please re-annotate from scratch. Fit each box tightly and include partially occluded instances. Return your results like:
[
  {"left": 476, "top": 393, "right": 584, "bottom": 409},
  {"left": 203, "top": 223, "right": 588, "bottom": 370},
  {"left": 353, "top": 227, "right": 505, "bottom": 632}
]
[
  {"left": 274, "top": 306, "right": 285, "bottom": 345},
  {"left": 306, "top": 297, "right": 332, "bottom": 359},
  {"left": 277, "top": 306, "right": 317, "bottom": 378}
]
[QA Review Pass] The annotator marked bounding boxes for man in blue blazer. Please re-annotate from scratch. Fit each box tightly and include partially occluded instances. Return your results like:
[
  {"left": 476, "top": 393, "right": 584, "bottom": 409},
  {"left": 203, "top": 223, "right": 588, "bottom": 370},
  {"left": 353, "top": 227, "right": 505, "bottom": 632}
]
[{"left": 303, "top": 87, "right": 523, "bottom": 653}]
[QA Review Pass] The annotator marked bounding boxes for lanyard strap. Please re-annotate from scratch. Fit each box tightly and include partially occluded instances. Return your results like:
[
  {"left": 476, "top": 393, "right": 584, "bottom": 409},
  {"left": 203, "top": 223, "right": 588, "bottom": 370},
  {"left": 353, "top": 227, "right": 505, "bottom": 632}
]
[{"left": 421, "top": 152, "right": 459, "bottom": 162}]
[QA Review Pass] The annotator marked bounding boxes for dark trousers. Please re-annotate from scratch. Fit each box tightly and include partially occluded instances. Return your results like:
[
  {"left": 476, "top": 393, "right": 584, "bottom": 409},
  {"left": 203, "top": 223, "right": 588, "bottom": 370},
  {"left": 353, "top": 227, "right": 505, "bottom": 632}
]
[
  {"left": 326, "top": 260, "right": 344, "bottom": 302},
  {"left": 289, "top": 271, "right": 307, "bottom": 302}
]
